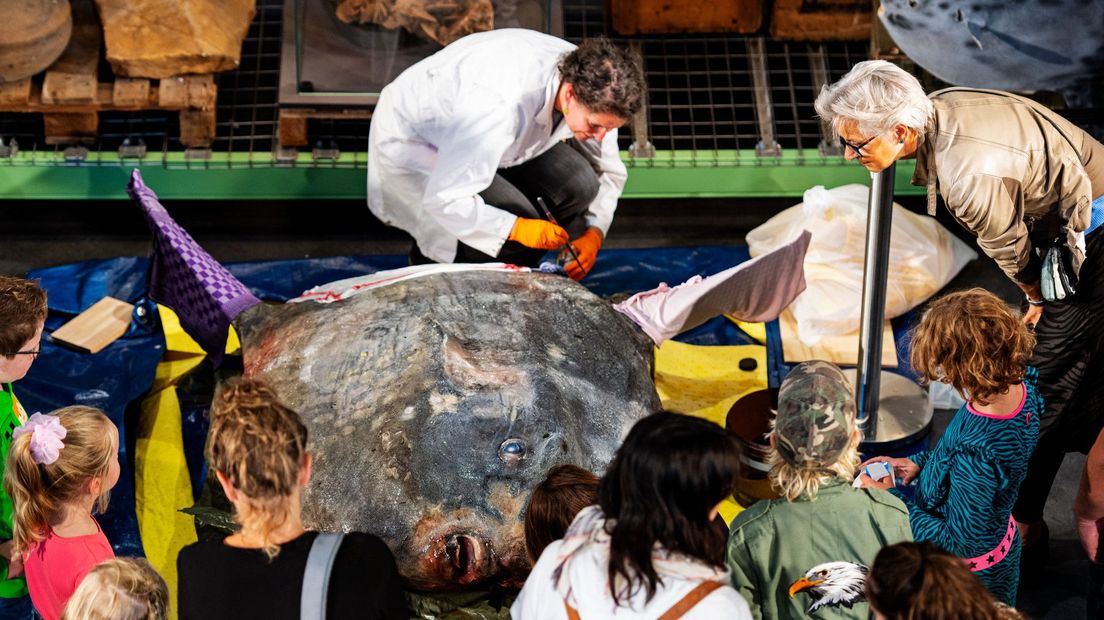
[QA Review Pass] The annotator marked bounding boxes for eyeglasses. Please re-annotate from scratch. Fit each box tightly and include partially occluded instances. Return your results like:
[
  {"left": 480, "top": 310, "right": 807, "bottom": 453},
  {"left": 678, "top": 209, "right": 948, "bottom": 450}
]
[
  {"left": 3, "top": 350, "right": 39, "bottom": 359},
  {"left": 840, "top": 134, "right": 877, "bottom": 156}
]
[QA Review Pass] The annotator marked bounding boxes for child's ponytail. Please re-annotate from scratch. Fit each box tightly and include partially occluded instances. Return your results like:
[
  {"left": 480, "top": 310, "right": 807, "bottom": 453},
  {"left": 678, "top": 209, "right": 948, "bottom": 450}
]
[{"left": 2, "top": 406, "right": 117, "bottom": 554}]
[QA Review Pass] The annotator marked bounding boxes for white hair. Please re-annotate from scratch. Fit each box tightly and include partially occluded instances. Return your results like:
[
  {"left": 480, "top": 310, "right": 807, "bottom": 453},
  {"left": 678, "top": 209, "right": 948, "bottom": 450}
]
[{"left": 814, "top": 60, "right": 934, "bottom": 143}]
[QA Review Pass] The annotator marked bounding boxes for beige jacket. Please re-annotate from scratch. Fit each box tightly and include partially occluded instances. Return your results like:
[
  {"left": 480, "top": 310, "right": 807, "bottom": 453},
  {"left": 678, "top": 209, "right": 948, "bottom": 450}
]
[{"left": 912, "top": 88, "right": 1104, "bottom": 285}]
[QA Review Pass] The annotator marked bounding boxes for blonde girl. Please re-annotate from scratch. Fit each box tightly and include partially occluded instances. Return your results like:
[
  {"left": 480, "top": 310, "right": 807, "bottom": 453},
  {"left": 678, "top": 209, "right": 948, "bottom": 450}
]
[
  {"left": 3, "top": 406, "right": 120, "bottom": 620},
  {"left": 176, "top": 379, "right": 407, "bottom": 620},
  {"left": 61, "top": 558, "right": 168, "bottom": 620}
]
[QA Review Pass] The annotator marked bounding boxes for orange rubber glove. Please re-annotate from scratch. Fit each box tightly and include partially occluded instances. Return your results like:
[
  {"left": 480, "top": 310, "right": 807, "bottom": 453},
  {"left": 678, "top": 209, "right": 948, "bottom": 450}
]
[
  {"left": 565, "top": 227, "right": 603, "bottom": 281},
  {"left": 508, "top": 218, "right": 569, "bottom": 250}
]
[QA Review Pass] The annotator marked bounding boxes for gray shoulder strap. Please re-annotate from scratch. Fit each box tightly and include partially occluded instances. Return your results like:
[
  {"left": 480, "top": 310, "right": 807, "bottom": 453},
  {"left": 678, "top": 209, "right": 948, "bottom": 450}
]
[{"left": 301, "top": 532, "right": 345, "bottom": 620}]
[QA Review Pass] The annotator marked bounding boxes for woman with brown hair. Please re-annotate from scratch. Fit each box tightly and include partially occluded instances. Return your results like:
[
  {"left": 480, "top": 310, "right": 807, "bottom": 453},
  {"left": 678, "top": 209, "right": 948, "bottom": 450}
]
[
  {"left": 176, "top": 379, "right": 408, "bottom": 620},
  {"left": 859, "top": 289, "right": 1041, "bottom": 604},
  {"left": 867, "top": 541, "right": 1024, "bottom": 620},
  {"left": 512, "top": 412, "right": 752, "bottom": 619},
  {"left": 523, "top": 465, "right": 599, "bottom": 562}
]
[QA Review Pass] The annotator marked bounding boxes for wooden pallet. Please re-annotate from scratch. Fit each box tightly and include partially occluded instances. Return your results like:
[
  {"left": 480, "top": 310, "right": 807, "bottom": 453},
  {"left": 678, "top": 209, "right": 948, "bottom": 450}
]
[
  {"left": 0, "top": 74, "right": 217, "bottom": 147},
  {"left": 277, "top": 107, "right": 373, "bottom": 148},
  {"left": 0, "top": 0, "right": 218, "bottom": 148}
]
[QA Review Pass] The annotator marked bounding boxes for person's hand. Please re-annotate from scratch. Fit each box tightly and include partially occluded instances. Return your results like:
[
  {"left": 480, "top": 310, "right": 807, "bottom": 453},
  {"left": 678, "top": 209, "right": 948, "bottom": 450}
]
[
  {"left": 857, "top": 473, "right": 894, "bottom": 491},
  {"left": 508, "top": 218, "right": 569, "bottom": 250},
  {"left": 1023, "top": 302, "right": 1044, "bottom": 329},
  {"left": 565, "top": 227, "right": 603, "bottom": 281},
  {"left": 1018, "top": 281, "right": 1045, "bottom": 330},
  {"left": 1077, "top": 515, "right": 1104, "bottom": 562},
  {"left": 860, "top": 456, "right": 921, "bottom": 485},
  {"left": 0, "top": 541, "right": 21, "bottom": 578}
]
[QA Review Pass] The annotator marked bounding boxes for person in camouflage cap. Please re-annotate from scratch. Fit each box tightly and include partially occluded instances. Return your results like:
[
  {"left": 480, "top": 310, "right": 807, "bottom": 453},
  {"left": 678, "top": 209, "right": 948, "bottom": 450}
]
[
  {"left": 774, "top": 360, "right": 856, "bottom": 469},
  {"left": 726, "top": 360, "right": 912, "bottom": 620}
]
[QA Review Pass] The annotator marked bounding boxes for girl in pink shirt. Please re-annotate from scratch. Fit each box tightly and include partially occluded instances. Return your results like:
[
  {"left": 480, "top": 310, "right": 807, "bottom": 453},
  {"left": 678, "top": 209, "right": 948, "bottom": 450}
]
[{"left": 2, "top": 407, "right": 120, "bottom": 620}]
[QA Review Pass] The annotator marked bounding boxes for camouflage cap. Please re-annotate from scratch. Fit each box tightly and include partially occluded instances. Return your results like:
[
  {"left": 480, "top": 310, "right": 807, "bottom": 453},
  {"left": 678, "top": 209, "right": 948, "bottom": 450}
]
[{"left": 774, "top": 360, "right": 856, "bottom": 468}]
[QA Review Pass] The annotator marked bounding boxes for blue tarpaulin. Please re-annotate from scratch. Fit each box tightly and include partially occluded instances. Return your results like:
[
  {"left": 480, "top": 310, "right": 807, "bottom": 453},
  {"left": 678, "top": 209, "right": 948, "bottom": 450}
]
[{"left": 19, "top": 247, "right": 915, "bottom": 555}]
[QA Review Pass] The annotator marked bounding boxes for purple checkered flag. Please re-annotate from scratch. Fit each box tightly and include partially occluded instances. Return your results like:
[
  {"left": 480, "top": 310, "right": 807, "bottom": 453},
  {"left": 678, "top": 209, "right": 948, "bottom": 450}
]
[{"left": 128, "top": 170, "right": 260, "bottom": 366}]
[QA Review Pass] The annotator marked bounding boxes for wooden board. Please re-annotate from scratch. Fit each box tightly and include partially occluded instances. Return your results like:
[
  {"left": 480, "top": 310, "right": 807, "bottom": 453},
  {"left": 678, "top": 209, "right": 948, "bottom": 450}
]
[
  {"left": 610, "top": 0, "right": 763, "bottom": 35},
  {"left": 779, "top": 309, "right": 897, "bottom": 368},
  {"left": 278, "top": 108, "right": 374, "bottom": 147},
  {"left": 770, "top": 0, "right": 872, "bottom": 41},
  {"left": 50, "top": 297, "right": 134, "bottom": 354}
]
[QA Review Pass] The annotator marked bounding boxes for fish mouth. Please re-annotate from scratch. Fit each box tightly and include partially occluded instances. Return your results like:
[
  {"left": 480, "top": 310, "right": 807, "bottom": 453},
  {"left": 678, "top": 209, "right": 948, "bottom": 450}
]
[
  {"left": 418, "top": 532, "right": 493, "bottom": 587},
  {"left": 446, "top": 534, "right": 487, "bottom": 584}
]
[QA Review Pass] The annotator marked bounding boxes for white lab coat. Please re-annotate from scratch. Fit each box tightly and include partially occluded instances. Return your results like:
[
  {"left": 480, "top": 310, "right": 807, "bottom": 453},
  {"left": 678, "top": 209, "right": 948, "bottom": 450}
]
[
  {"left": 511, "top": 539, "right": 753, "bottom": 620},
  {"left": 367, "top": 29, "right": 628, "bottom": 263}
]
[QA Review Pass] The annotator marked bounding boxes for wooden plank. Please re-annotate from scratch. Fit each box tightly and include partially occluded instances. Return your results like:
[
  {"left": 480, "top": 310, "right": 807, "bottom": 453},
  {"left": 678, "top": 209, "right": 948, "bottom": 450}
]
[
  {"left": 41, "top": 0, "right": 101, "bottom": 106},
  {"left": 50, "top": 297, "right": 133, "bottom": 355},
  {"left": 771, "top": 0, "right": 872, "bottom": 41},
  {"left": 0, "top": 77, "right": 225, "bottom": 112},
  {"left": 0, "top": 79, "right": 32, "bottom": 105},
  {"left": 278, "top": 110, "right": 309, "bottom": 146},
  {"left": 179, "top": 108, "right": 216, "bottom": 147},
  {"left": 112, "top": 78, "right": 151, "bottom": 108},
  {"left": 278, "top": 108, "right": 373, "bottom": 147},
  {"left": 43, "top": 112, "right": 99, "bottom": 144},
  {"left": 159, "top": 75, "right": 217, "bottom": 109},
  {"left": 779, "top": 309, "right": 897, "bottom": 368},
  {"left": 41, "top": 72, "right": 98, "bottom": 105},
  {"left": 611, "top": 0, "right": 763, "bottom": 35}
]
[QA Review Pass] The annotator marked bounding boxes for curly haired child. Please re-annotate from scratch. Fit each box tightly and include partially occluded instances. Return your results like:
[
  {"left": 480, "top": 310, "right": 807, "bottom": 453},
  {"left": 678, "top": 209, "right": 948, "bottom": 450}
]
[{"left": 859, "top": 288, "right": 1041, "bottom": 604}]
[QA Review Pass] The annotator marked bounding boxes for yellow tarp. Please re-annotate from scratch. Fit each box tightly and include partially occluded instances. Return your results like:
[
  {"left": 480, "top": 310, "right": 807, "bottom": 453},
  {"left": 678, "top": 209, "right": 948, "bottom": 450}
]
[
  {"left": 653, "top": 341, "right": 768, "bottom": 525},
  {"left": 134, "top": 307, "right": 239, "bottom": 617}
]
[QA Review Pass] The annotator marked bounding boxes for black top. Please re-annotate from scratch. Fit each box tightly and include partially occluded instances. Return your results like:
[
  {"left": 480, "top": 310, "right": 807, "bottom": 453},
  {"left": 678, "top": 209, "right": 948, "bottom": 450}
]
[{"left": 177, "top": 531, "right": 410, "bottom": 620}]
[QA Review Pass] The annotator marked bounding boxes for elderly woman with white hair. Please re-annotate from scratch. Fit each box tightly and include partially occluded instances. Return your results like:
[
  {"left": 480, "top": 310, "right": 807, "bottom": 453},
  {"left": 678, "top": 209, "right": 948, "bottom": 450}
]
[{"left": 814, "top": 61, "right": 1104, "bottom": 570}]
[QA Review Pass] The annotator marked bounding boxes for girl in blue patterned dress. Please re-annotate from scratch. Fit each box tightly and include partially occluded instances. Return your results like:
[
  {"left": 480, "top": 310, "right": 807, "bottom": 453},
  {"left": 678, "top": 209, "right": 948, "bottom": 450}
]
[{"left": 859, "top": 288, "right": 1042, "bottom": 605}]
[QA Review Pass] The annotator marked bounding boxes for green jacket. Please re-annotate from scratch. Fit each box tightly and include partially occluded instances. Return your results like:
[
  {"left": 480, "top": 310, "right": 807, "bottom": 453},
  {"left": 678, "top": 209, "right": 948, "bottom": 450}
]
[
  {"left": 0, "top": 384, "right": 27, "bottom": 598},
  {"left": 726, "top": 480, "right": 911, "bottom": 620}
]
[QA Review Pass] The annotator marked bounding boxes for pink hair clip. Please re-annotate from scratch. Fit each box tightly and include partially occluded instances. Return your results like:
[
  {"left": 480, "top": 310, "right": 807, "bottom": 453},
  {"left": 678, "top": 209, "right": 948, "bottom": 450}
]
[{"left": 12, "top": 413, "right": 67, "bottom": 465}]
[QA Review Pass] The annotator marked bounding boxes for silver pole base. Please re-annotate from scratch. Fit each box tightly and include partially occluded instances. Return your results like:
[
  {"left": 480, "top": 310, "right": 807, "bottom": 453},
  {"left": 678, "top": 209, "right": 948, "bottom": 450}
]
[{"left": 843, "top": 369, "right": 932, "bottom": 452}]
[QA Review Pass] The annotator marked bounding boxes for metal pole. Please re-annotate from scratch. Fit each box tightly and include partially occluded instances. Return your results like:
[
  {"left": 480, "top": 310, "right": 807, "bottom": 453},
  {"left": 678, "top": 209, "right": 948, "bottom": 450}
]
[{"left": 855, "top": 164, "right": 897, "bottom": 438}]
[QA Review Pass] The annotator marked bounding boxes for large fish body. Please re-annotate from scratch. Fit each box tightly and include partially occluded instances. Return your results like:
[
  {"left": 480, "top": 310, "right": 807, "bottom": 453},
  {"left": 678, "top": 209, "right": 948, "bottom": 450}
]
[
  {"left": 236, "top": 270, "right": 659, "bottom": 590},
  {"left": 879, "top": 0, "right": 1104, "bottom": 105}
]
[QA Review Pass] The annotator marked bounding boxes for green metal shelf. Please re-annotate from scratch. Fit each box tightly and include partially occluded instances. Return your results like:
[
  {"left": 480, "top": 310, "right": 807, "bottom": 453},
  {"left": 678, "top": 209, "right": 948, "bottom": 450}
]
[{"left": 0, "top": 149, "right": 921, "bottom": 201}]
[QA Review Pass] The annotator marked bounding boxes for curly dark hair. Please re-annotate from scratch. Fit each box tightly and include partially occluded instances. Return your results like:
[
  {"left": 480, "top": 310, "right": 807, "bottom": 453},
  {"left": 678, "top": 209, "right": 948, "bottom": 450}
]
[
  {"left": 909, "top": 288, "right": 1035, "bottom": 407},
  {"left": 599, "top": 411, "right": 741, "bottom": 607},
  {"left": 867, "top": 542, "right": 1019, "bottom": 620},
  {"left": 558, "top": 37, "right": 646, "bottom": 120}
]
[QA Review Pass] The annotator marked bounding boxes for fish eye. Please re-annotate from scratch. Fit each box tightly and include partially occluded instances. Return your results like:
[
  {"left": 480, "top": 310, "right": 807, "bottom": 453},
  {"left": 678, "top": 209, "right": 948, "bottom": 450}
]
[{"left": 498, "top": 438, "right": 527, "bottom": 462}]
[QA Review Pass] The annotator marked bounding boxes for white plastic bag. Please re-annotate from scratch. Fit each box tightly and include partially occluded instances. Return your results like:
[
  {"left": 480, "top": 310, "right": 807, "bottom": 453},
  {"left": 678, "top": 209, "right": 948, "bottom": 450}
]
[{"left": 746, "top": 184, "right": 977, "bottom": 345}]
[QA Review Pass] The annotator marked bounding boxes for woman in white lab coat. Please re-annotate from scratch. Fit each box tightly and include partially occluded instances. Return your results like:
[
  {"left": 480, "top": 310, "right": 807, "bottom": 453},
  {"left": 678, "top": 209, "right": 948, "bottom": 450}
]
[{"left": 367, "top": 29, "right": 645, "bottom": 280}]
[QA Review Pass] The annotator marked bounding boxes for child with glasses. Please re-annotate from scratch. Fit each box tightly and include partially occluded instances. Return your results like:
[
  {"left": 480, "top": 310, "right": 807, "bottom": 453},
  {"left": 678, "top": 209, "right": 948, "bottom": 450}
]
[{"left": 0, "top": 277, "right": 47, "bottom": 620}]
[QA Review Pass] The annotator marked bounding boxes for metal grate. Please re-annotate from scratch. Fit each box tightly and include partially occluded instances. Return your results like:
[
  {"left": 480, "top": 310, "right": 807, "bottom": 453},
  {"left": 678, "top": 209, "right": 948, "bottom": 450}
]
[{"left": 0, "top": 0, "right": 872, "bottom": 166}]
